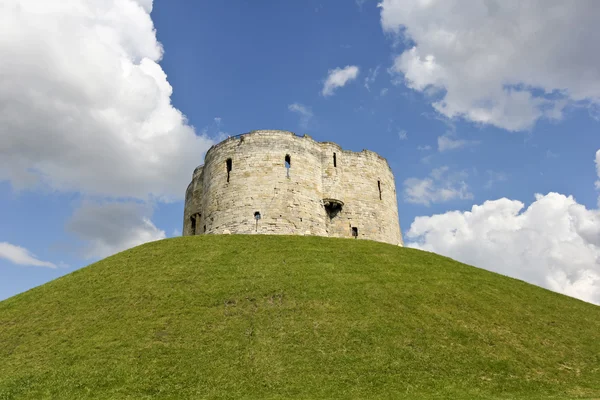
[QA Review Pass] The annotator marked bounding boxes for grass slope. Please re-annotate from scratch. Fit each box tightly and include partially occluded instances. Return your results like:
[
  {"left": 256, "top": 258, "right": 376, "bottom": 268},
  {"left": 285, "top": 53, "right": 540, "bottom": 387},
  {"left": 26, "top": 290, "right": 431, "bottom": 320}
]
[{"left": 0, "top": 235, "right": 599, "bottom": 400}]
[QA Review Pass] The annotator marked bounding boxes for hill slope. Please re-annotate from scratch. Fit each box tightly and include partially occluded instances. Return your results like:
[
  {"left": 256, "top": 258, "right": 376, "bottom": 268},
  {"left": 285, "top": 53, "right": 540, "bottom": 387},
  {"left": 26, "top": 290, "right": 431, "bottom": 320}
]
[{"left": 0, "top": 235, "right": 599, "bottom": 399}]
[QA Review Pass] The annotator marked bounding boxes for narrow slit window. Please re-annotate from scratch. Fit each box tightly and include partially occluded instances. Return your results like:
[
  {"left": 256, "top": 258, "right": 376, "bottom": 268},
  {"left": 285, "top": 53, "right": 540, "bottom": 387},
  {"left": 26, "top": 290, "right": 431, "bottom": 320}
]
[
  {"left": 254, "top": 211, "right": 261, "bottom": 232},
  {"left": 333, "top": 152, "right": 337, "bottom": 167},
  {"left": 203, "top": 225, "right": 207, "bottom": 233},
  {"left": 226, "top": 158, "right": 232, "bottom": 183},
  {"left": 285, "top": 154, "right": 291, "bottom": 177},
  {"left": 352, "top": 227, "right": 358, "bottom": 238},
  {"left": 378, "top": 180, "right": 382, "bottom": 200},
  {"left": 190, "top": 215, "right": 196, "bottom": 235}
]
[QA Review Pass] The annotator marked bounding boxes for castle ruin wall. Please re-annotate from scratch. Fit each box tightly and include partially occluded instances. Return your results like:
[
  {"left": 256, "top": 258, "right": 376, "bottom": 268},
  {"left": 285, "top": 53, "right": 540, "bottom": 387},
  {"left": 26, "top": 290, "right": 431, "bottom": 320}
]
[{"left": 183, "top": 130, "right": 403, "bottom": 246}]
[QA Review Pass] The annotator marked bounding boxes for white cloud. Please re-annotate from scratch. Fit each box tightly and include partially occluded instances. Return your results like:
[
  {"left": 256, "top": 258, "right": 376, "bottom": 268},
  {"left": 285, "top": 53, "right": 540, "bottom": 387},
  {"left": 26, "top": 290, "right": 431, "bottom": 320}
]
[
  {"left": 484, "top": 170, "right": 508, "bottom": 189},
  {"left": 322, "top": 65, "right": 360, "bottom": 97},
  {"left": 380, "top": 88, "right": 389, "bottom": 96},
  {"left": 595, "top": 150, "right": 600, "bottom": 206},
  {"left": 398, "top": 130, "right": 408, "bottom": 140},
  {"left": 379, "top": 0, "right": 600, "bottom": 131},
  {"left": 0, "top": 0, "right": 214, "bottom": 201},
  {"left": 288, "top": 103, "right": 314, "bottom": 128},
  {"left": 406, "top": 193, "right": 600, "bottom": 305},
  {"left": 0, "top": 242, "right": 56, "bottom": 268},
  {"left": 66, "top": 200, "right": 166, "bottom": 260},
  {"left": 437, "top": 134, "right": 480, "bottom": 152},
  {"left": 404, "top": 166, "right": 473, "bottom": 206},
  {"left": 417, "top": 145, "right": 431, "bottom": 151},
  {"left": 364, "top": 66, "right": 380, "bottom": 91}
]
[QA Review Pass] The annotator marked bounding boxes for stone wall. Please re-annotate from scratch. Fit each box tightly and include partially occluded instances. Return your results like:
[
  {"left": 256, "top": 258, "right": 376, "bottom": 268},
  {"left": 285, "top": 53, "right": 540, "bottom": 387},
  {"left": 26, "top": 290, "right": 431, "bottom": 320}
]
[{"left": 183, "top": 130, "right": 403, "bottom": 246}]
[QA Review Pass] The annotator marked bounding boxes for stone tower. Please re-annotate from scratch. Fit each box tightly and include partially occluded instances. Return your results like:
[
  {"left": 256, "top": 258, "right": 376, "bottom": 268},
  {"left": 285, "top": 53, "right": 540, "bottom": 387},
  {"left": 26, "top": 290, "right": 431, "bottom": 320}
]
[{"left": 183, "top": 130, "right": 403, "bottom": 246}]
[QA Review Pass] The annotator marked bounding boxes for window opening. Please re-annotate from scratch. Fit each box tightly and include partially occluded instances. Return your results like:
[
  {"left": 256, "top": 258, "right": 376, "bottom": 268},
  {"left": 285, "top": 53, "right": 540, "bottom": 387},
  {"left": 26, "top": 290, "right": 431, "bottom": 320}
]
[
  {"left": 333, "top": 152, "right": 337, "bottom": 167},
  {"left": 324, "top": 199, "right": 343, "bottom": 219},
  {"left": 190, "top": 215, "right": 196, "bottom": 235},
  {"left": 378, "top": 180, "right": 382, "bottom": 200},
  {"left": 285, "top": 154, "right": 291, "bottom": 177},
  {"left": 254, "top": 211, "right": 261, "bottom": 232},
  {"left": 204, "top": 225, "right": 207, "bottom": 233},
  {"left": 352, "top": 227, "right": 358, "bottom": 238},
  {"left": 226, "top": 158, "right": 232, "bottom": 182}
]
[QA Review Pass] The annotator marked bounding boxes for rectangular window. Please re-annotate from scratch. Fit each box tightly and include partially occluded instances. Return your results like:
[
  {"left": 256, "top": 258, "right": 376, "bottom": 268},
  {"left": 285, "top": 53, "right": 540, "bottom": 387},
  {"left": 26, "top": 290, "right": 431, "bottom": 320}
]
[
  {"left": 333, "top": 152, "right": 337, "bottom": 167},
  {"left": 351, "top": 227, "right": 358, "bottom": 238}
]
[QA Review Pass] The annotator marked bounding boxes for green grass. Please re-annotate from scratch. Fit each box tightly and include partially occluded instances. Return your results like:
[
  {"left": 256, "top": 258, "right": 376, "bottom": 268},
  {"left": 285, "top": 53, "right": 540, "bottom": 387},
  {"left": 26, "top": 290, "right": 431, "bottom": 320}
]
[{"left": 0, "top": 235, "right": 599, "bottom": 400}]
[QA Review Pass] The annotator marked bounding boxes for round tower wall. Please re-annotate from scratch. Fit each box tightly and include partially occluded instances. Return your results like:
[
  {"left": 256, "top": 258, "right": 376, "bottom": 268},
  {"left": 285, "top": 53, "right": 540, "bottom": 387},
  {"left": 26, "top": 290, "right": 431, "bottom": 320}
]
[
  {"left": 199, "top": 131, "right": 327, "bottom": 236},
  {"left": 183, "top": 130, "right": 403, "bottom": 246}
]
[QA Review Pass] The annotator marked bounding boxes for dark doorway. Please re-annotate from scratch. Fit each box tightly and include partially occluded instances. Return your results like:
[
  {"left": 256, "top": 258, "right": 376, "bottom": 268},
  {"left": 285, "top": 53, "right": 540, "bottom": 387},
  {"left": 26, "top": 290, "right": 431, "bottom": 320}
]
[{"left": 190, "top": 215, "right": 196, "bottom": 235}]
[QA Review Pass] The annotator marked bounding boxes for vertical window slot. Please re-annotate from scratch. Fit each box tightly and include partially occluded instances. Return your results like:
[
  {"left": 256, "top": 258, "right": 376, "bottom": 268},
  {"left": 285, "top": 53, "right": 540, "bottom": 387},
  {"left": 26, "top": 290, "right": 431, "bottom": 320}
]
[
  {"left": 226, "top": 158, "right": 232, "bottom": 183},
  {"left": 285, "top": 154, "right": 291, "bottom": 177}
]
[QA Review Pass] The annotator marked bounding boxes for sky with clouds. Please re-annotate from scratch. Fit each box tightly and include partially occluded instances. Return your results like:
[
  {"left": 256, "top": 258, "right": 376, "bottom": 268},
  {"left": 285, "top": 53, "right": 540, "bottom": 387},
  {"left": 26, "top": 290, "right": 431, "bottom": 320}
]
[{"left": 1, "top": 0, "right": 599, "bottom": 305}]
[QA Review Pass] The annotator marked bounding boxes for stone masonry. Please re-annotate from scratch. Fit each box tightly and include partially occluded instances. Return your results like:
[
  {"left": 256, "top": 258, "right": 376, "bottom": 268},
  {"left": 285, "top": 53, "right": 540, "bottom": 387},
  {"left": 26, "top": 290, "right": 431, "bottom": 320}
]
[{"left": 183, "top": 130, "right": 403, "bottom": 246}]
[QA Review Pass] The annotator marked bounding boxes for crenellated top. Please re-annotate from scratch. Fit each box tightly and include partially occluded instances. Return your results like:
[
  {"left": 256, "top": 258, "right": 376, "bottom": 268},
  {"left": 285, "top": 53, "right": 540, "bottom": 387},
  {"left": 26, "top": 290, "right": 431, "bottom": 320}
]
[{"left": 191, "top": 130, "right": 393, "bottom": 179}]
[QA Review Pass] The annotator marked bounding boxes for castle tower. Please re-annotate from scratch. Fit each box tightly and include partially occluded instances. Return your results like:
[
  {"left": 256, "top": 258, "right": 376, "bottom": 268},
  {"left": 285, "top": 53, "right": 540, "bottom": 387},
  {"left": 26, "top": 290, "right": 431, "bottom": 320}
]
[{"left": 183, "top": 130, "right": 403, "bottom": 246}]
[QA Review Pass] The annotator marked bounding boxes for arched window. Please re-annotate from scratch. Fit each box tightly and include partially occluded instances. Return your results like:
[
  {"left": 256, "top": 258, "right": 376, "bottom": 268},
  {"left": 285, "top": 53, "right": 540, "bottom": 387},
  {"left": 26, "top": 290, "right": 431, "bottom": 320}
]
[
  {"left": 226, "top": 158, "right": 232, "bottom": 182},
  {"left": 285, "top": 154, "right": 291, "bottom": 177}
]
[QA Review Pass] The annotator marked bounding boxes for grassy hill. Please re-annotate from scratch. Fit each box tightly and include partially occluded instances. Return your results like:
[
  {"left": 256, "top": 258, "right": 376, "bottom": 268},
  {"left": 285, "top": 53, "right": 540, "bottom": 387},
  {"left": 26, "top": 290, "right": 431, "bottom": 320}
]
[{"left": 0, "top": 235, "right": 599, "bottom": 400}]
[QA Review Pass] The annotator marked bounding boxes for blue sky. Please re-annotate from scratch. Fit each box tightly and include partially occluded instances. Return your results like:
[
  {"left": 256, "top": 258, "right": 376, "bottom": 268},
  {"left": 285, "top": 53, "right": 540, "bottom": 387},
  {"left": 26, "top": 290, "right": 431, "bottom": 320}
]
[{"left": 1, "top": 0, "right": 599, "bottom": 304}]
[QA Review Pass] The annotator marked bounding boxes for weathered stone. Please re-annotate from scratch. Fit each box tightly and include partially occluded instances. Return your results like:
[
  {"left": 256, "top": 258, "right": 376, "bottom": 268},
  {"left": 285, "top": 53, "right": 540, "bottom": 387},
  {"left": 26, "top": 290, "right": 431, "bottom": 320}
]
[{"left": 183, "top": 130, "right": 403, "bottom": 246}]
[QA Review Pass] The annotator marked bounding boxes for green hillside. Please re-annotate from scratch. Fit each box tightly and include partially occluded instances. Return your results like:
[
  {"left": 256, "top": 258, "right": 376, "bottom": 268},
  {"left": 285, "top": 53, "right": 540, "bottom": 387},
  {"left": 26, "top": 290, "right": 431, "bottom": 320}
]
[{"left": 1, "top": 235, "right": 599, "bottom": 399}]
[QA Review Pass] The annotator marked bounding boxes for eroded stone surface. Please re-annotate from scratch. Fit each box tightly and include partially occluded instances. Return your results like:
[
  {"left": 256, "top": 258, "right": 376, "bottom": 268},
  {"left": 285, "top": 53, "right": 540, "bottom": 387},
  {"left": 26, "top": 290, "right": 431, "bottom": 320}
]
[{"left": 183, "top": 130, "right": 403, "bottom": 246}]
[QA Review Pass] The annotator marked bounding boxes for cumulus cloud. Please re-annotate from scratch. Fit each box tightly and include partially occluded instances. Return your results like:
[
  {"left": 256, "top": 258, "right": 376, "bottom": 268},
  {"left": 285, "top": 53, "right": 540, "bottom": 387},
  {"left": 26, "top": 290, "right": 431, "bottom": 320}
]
[
  {"left": 66, "top": 200, "right": 166, "bottom": 259},
  {"left": 437, "top": 134, "right": 480, "bottom": 152},
  {"left": 406, "top": 193, "right": 600, "bottom": 305},
  {"left": 379, "top": 0, "right": 600, "bottom": 131},
  {"left": 404, "top": 166, "right": 473, "bottom": 206},
  {"left": 322, "top": 65, "right": 360, "bottom": 96},
  {"left": 0, "top": 0, "right": 214, "bottom": 201},
  {"left": 288, "top": 103, "right": 314, "bottom": 128},
  {"left": 364, "top": 66, "right": 380, "bottom": 91},
  {"left": 0, "top": 242, "right": 56, "bottom": 268}
]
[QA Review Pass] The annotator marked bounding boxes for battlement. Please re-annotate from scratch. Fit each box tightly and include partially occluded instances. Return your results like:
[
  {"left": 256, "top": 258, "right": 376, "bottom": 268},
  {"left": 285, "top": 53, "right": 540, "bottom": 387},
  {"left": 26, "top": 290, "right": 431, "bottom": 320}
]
[{"left": 183, "top": 130, "right": 403, "bottom": 246}]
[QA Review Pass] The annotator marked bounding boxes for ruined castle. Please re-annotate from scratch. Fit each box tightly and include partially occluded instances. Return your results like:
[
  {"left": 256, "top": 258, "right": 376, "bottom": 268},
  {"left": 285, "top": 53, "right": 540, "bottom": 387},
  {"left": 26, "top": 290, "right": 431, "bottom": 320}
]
[{"left": 183, "top": 130, "right": 403, "bottom": 246}]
